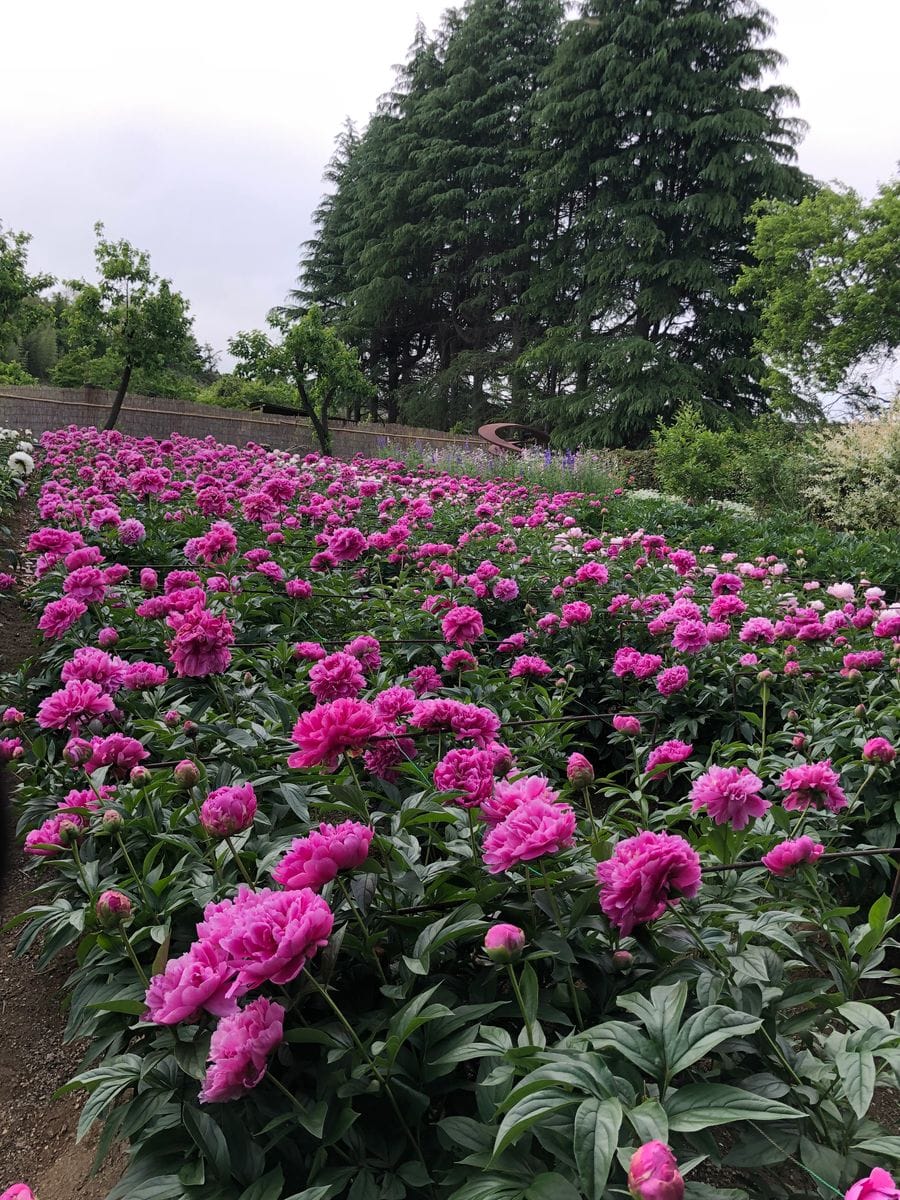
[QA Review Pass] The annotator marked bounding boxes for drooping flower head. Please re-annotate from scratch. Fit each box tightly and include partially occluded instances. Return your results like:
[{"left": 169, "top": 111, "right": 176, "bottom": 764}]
[
  {"left": 199, "top": 997, "right": 285, "bottom": 1104},
  {"left": 597, "top": 830, "right": 701, "bottom": 935},
  {"left": 778, "top": 760, "right": 848, "bottom": 812}
]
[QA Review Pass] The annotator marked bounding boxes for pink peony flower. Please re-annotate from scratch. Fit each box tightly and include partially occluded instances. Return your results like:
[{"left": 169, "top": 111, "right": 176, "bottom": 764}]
[
  {"left": 844, "top": 1169, "right": 900, "bottom": 1200},
  {"left": 288, "top": 698, "right": 383, "bottom": 771},
  {"left": 482, "top": 797, "right": 576, "bottom": 874},
  {"left": 863, "top": 737, "right": 895, "bottom": 764},
  {"left": 145, "top": 941, "right": 237, "bottom": 1024},
  {"left": 689, "top": 765, "right": 769, "bottom": 830},
  {"left": 627, "top": 1140, "right": 685, "bottom": 1200},
  {"left": 481, "top": 773, "right": 557, "bottom": 824},
  {"left": 0, "top": 1186, "right": 37, "bottom": 1200},
  {"left": 613, "top": 714, "right": 642, "bottom": 735},
  {"left": 597, "top": 830, "right": 701, "bottom": 934},
  {"left": 739, "top": 617, "right": 776, "bottom": 645},
  {"left": 293, "top": 640, "right": 327, "bottom": 662},
  {"left": 199, "top": 997, "right": 285, "bottom": 1104},
  {"left": 83, "top": 733, "right": 149, "bottom": 777},
  {"left": 96, "top": 889, "right": 132, "bottom": 928},
  {"left": 656, "top": 665, "right": 689, "bottom": 696},
  {"left": 308, "top": 651, "right": 366, "bottom": 702},
  {"left": 37, "top": 679, "right": 115, "bottom": 732},
  {"left": 561, "top": 600, "right": 592, "bottom": 626},
  {"left": 509, "top": 654, "right": 552, "bottom": 679},
  {"left": 441, "top": 605, "right": 485, "bottom": 646},
  {"left": 327, "top": 526, "right": 367, "bottom": 562},
  {"left": 201, "top": 783, "right": 258, "bottom": 837},
  {"left": 645, "top": 740, "right": 693, "bottom": 775},
  {"left": 762, "top": 836, "right": 825, "bottom": 877},
  {"left": 0, "top": 737, "right": 24, "bottom": 762},
  {"left": 671, "top": 619, "right": 708, "bottom": 654},
  {"left": 434, "top": 747, "right": 495, "bottom": 807},
  {"left": 37, "top": 597, "right": 87, "bottom": 639},
  {"left": 218, "top": 887, "right": 334, "bottom": 993},
  {"left": 167, "top": 605, "right": 234, "bottom": 677},
  {"left": 483, "top": 923, "right": 525, "bottom": 963},
  {"left": 272, "top": 821, "right": 374, "bottom": 890},
  {"left": 778, "top": 760, "right": 848, "bottom": 813}
]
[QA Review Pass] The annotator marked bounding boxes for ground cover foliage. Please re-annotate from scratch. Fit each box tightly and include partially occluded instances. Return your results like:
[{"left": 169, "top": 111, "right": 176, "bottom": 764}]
[{"left": 3, "top": 428, "right": 900, "bottom": 1200}]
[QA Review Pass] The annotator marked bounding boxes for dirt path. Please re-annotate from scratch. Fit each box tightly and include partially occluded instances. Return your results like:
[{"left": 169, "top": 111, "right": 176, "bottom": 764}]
[{"left": 0, "top": 499, "right": 124, "bottom": 1198}]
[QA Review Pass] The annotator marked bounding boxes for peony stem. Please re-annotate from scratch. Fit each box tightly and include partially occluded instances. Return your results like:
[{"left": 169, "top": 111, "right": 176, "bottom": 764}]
[
  {"left": 120, "top": 927, "right": 149, "bottom": 988},
  {"left": 336, "top": 876, "right": 387, "bottom": 985},
  {"left": 115, "top": 831, "right": 153, "bottom": 908},
  {"left": 224, "top": 834, "right": 255, "bottom": 888},
  {"left": 506, "top": 963, "right": 535, "bottom": 1046}
]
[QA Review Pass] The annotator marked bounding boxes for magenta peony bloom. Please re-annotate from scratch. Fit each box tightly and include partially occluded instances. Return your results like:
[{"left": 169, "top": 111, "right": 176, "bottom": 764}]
[
  {"left": 344, "top": 635, "right": 381, "bottom": 671},
  {"left": 308, "top": 651, "right": 366, "bottom": 702},
  {"left": 481, "top": 773, "right": 558, "bottom": 825},
  {"left": 509, "top": 654, "right": 552, "bottom": 679},
  {"left": 561, "top": 600, "right": 592, "bottom": 627},
  {"left": 288, "top": 698, "right": 383, "bottom": 771},
  {"left": 199, "top": 997, "right": 285, "bottom": 1103},
  {"left": 689, "top": 765, "right": 769, "bottom": 830},
  {"left": 36, "top": 679, "right": 116, "bottom": 732},
  {"left": 778, "top": 760, "right": 848, "bottom": 812},
  {"left": 145, "top": 941, "right": 237, "bottom": 1024},
  {"left": 762, "top": 836, "right": 825, "bottom": 876},
  {"left": 613, "top": 714, "right": 642, "bottom": 735},
  {"left": 272, "top": 821, "right": 374, "bottom": 890},
  {"left": 60, "top": 646, "right": 127, "bottom": 692},
  {"left": 566, "top": 752, "right": 594, "bottom": 788},
  {"left": 217, "top": 887, "right": 334, "bottom": 993},
  {"left": 201, "top": 783, "right": 258, "bottom": 837},
  {"left": 327, "top": 526, "right": 367, "bottom": 562},
  {"left": 167, "top": 605, "right": 234, "bottom": 677},
  {"left": 844, "top": 1169, "right": 900, "bottom": 1200},
  {"left": 0, "top": 1186, "right": 37, "bottom": 1200},
  {"left": 482, "top": 797, "right": 576, "bottom": 874},
  {"left": 122, "top": 661, "right": 169, "bottom": 689},
  {"left": 483, "top": 923, "right": 525, "bottom": 963},
  {"left": 441, "top": 605, "right": 485, "bottom": 646},
  {"left": 597, "top": 830, "right": 702, "bottom": 935},
  {"left": 627, "top": 1141, "right": 685, "bottom": 1199},
  {"left": 863, "top": 737, "right": 896, "bottom": 764},
  {"left": 671, "top": 619, "right": 708, "bottom": 654},
  {"left": 63, "top": 565, "right": 107, "bottom": 604},
  {"left": 37, "top": 596, "right": 87, "bottom": 639},
  {"left": 293, "top": 640, "right": 327, "bottom": 662},
  {"left": 656, "top": 665, "right": 689, "bottom": 696},
  {"left": 96, "top": 889, "right": 132, "bottom": 928},
  {"left": 645, "top": 740, "right": 693, "bottom": 775},
  {"left": 433, "top": 747, "right": 495, "bottom": 807},
  {"left": 83, "top": 733, "right": 148, "bottom": 777},
  {"left": 0, "top": 737, "right": 24, "bottom": 762},
  {"left": 739, "top": 617, "right": 776, "bottom": 645}
]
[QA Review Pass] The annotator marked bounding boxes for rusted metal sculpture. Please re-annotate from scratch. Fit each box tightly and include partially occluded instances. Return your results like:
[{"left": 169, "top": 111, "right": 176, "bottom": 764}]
[{"left": 477, "top": 422, "right": 550, "bottom": 455}]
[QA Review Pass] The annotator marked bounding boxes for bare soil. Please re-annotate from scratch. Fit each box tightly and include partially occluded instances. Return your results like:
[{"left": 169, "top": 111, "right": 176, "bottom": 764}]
[{"left": 0, "top": 499, "right": 124, "bottom": 1199}]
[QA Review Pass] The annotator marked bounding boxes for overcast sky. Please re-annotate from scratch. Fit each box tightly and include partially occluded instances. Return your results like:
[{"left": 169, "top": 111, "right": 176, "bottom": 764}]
[{"left": 2, "top": 0, "right": 898, "bottom": 365}]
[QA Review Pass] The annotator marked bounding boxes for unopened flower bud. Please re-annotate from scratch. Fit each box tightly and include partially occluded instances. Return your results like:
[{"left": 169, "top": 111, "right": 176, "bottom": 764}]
[
  {"left": 566, "top": 752, "right": 594, "bottom": 789},
  {"left": 129, "top": 765, "right": 151, "bottom": 786},
  {"left": 2, "top": 707, "right": 25, "bottom": 724},
  {"left": 612, "top": 949, "right": 633, "bottom": 972},
  {"left": 243, "top": 672, "right": 253, "bottom": 687},
  {"left": 101, "top": 808, "right": 124, "bottom": 831},
  {"left": 58, "top": 819, "right": 82, "bottom": 846},
  {"left": 757, "top": 669, "right": 773, "bottom": 682},
  {"left": 628, "top": 1141, "right": 685, "bottom": 1200},
  {"left": 183, "top": 720, "right": 198, "bottom": 738},
  {"left": 173, "top": 759, "right": 200, "bottom": 787},
  {"left": 791, "top": 733, "right": 806, "bottom": 749},
  {"left": 483, "top": 923, "right": 525, "bottom": 964},
  {"left": 163, "top": 710, "right": 181, "bottom": 727},
  {"left": 63, "top": 737, "right": 92, "bottom": 766},
  {"left": 97, "top": 627, "right": 119, "bottom": 647},
  {"left": 854, "top": 703, "right": 867, "bottom": 718},
  {"left": 787, "top": 709, "right": 799, "bottom": 722},
  {"left": 96, "top": 889, "right": 132, "bottom": 929}
]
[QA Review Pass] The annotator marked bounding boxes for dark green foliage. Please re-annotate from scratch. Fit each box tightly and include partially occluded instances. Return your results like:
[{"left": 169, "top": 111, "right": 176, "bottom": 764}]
[{"left": 297, "top": 0, "right": 806, "bottom": 444}]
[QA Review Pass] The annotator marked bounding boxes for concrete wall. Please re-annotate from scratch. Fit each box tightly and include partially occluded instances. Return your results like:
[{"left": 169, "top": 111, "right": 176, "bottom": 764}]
[{"left": 0, "top": 385, "right": 479, "bottom": 457}]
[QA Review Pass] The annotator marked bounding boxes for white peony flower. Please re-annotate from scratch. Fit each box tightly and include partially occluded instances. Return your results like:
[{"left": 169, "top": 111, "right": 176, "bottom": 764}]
[{"left": 7, "top": 450, "right": 35, "bottom": 477}]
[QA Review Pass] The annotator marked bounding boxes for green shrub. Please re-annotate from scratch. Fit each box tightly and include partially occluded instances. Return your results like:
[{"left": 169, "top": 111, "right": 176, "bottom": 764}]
[
  {"left": 196, "top": 374, "right": 297, "bottom": 411},
  {"left": 652, "top": 403, "right": 738, "bottom": 502},
  {"left": 733, "top": 414, "right": 811, "bottom": 511},
  {"left": 0, "top": 359, "right": 37, "bottom": 385},
  {"left": 803, "top": 401, "right": 900, "bottom": 531}
]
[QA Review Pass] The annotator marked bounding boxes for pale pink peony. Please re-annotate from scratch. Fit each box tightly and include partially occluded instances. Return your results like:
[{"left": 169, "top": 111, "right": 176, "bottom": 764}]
[
  {"left": 597, "top": 830, "right": 701, "bottom": 934},
  {"left": 689, "top": 765, "right": 769, "bottom": 830},
  {"left": 482, "top": 797, "right": 576, "bottom": 874},
  {"left": 199, "top": 997, "right": 285, "bottom": 1104},
  {"left": 271, "top": 821, "right": 374, "bottom": 890}
]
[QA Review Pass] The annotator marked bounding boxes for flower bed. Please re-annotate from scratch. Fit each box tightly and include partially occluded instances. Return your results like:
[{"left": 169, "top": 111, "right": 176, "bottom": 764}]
[{"left": 4, "top": 426, "right": 900, "bottom": 1200}]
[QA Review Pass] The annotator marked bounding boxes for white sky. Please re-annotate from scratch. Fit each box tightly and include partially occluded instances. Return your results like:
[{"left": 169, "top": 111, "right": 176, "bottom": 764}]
[{"left": 2, "top": 0, "right": 898, "bottom": 365}]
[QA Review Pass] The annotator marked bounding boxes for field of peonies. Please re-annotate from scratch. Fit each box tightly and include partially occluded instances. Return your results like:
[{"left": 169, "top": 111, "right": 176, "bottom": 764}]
[{"left": 2, "top": 425, "right": 900, "bottom": 1200}]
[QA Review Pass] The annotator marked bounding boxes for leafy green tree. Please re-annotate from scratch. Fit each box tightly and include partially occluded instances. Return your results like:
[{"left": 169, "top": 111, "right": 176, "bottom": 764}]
[
  {"left": 523, "top": 0, "right": 808, "bottom": 445},
  {"left": 229, "top": 307, "right": 373, "bottom": 454},
  {"left": 53, "top": 223, "right": 199, "bottom": 428},
  {"left": 736, "top": 179, "right": 900, "bottom": 416},
  {"left": 0, "top": 221, "right": 53, "bottom": 357}
]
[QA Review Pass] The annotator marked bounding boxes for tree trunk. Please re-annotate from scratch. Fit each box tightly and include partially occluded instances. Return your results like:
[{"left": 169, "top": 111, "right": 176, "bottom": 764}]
[
  {"left": 297, "top": 381, "right": 331, "bottom": 456},
  {"left": 103, "top": 361, "right": 133, "bottom": 431}
]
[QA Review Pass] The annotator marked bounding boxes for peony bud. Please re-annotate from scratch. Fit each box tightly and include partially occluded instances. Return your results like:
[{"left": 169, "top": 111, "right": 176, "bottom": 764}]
[
  {"left": 613, "top": 714, "right": 642, "bottom": 736},
  {"left": 787, "top": 709, "right": 799, "bottom": 721},
  {"left": 567, "top": 752, "right": 594, "bottom": 788},
  {"left": 863, "top": 737, "right": 896, "bottom": 765},
  {"left": 757, "top": 669, "right": 773, "bottom": 682},
  {"left": 101, "top": 808, "right": 124, "bottom": 831},
  {"left": 129, "top": 765, "right": 151, "bottom": 786},
  {"left": 173, "top": 759, "right": 200, "bottom": 787},
  {"left": 483, "top": 923, "right": 526, "bottom": 964},
  {"left": 183, "top": 720, "right": 198, "bottom": 738},
  {"left": 791, "top": 733, "right": 806, "bottom": 749},
  {"left": 2, "top": 707, "right": 25, "bottom": 724},
  {"left": 854, "top": 703, "right": 867, "bottom": 718},
  {"left": 58, "top": 819, "right": 82, "bottom": 847},
  {"left": 97, "top": 627, "right": 119, "bottom": 647},
  {"left": 96, "top": 889, "right": 132, "bottom": 928},
  {"left": 612, "top": 949, "right": 634, "bottom": 972},
  {"left": 164, "top": 709, "right": 181, "bottom": 727},
  {"left": 627, "top": 1141, "right": 685, "bottom": 1200},
  {"left": 63, "top": 736, "right": 92, "bottom": 766}
]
